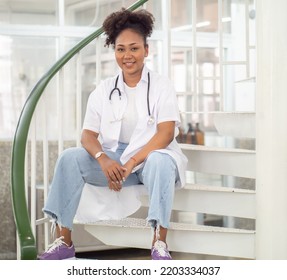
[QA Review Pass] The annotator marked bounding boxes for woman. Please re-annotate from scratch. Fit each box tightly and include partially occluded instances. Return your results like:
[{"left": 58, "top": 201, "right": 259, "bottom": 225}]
[{"left": 39, "top": 8, "right": 187, "bottom": 260}]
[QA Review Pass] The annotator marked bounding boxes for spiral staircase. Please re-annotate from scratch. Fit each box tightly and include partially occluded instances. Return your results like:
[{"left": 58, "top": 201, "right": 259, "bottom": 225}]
[{"left": 10, "top": 0, "right": 256, "bottom": 260}]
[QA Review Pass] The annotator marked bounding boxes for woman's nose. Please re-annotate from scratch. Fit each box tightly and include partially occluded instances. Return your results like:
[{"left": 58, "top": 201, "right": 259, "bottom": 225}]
[{"left": 123, "top": 50, "right": 132, "bottom": 58}]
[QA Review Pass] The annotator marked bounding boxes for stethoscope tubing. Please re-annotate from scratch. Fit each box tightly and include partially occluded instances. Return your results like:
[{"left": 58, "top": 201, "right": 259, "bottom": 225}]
[
  {"left": 109, "top": 72, "right": 151, "bottom": 120},
  {"left": 109, "top": 75, "right": 121, "bottom": 100},
  {"left": 147, "top": 72, "right": 151, "bottom": 116}
]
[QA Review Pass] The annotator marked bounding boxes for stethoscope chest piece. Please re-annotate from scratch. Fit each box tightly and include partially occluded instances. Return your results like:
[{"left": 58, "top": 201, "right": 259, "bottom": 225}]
[{"left": 147, "top": 116, "right": 155, "bottom": 125}]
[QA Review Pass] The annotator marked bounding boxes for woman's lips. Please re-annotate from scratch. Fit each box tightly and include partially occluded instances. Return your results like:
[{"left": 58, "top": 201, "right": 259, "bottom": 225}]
[{"left": 124, "top": 62, "right": 135, "bottom": 67}]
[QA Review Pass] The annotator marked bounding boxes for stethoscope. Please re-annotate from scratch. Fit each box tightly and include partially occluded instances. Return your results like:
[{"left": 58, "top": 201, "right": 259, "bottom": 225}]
[{"left": 109, "top": 72, "right": 155, "bottom": 125}]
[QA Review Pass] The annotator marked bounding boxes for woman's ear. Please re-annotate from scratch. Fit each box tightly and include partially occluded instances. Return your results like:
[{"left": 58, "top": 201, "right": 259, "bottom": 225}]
[{"left": 145, "top": 44, "right": 149, "bottom": 57}]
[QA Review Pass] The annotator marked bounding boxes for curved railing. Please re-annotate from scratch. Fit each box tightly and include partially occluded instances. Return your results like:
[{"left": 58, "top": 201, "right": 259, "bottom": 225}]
[{"left": 10, "top": 0, "right": 148, "bottom": 260}]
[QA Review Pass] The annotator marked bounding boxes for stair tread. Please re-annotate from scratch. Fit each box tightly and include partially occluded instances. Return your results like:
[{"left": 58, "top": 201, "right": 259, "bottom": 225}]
[
  {"left": 87, "top": 217, "right": 255, "bottom": 234},
  {"left": 182, "top": 111, "right": 255, "bottom": 115},
  {"left": 209, "top": 111, "right": 255, "bottom": 114},
  {"left": 212, "top": 111, "right": 256, "bottom": 139},
  {"left": 184, "top": 183, "right": 255, "bottom": 194},
  {"left": 179, "top": 143, "right": 255, "bottom": 154}
]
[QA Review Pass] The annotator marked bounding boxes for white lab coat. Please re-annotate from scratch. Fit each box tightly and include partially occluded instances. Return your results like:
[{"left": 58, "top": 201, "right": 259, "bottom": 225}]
[{"left": 75, "top": 65, "right": 187, "bottom": 223}]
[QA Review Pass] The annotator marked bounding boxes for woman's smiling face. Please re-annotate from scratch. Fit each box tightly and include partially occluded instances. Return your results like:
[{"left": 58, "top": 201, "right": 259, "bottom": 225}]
[{"left": 115, "top": 28, "right": 148, "bottom": 85}]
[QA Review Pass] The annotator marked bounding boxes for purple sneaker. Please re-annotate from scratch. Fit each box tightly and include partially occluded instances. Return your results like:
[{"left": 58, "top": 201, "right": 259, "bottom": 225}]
[
  {"left": 38, "top": 236, "right": 75, "bottom": 260},
  {"left": 151, "top": 240, "right": 172, "bottom": 260}
]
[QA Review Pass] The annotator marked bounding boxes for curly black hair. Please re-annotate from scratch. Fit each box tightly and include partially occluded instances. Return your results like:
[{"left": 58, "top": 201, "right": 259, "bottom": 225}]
[{"left": 102, "top": 8, "right": 155, "bottom": 47}]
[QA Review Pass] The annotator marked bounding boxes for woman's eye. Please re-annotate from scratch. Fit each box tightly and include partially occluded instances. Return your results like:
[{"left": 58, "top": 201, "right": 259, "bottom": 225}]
[
  {"left": 131, "top": 48, "right": 138, "bottom": 51},
  {"left": 117, "top": 48, "right": 124, "bottom": 52}
]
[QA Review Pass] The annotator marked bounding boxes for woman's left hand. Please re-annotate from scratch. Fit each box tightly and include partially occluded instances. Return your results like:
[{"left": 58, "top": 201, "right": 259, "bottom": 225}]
[{"left": 123, "top": 159, "right": 136, "bottom": 180}]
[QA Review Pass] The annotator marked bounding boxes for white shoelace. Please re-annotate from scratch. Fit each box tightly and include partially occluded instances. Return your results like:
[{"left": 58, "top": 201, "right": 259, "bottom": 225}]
[
  {"left": 46, "top": 236, "right": 68, "bottom": 253},
  {"left": 154, "top": 240, "right": 169, "bottom": 257}
]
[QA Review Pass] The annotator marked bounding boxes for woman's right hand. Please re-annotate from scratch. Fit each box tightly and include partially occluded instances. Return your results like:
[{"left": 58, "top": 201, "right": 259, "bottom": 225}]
[
  {"left": 81, "top": 129, "right": 126, "bottom": 191},
  {"left": 98, "top": 154, "right": 127, "bottom": 191}
]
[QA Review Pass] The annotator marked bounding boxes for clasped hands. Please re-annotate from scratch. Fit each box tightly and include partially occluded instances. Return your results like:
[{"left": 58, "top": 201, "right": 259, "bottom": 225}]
[{"left": 99, "top": 157, "right": 135, "bottom": 191}]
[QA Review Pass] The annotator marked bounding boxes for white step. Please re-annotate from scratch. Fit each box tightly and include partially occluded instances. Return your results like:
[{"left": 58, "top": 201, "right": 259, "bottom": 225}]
[
  {"left": 180, "top": 144, "right": 256, "bottom": 179},
  {"left": 85, "top": 218, "right": 255, "bottom": 259},
  {"left": 212, "top": 112, "right": 255, "bottom": 138},
  {"left": 140, "top": 184, "right": 256, "bottom": 219}
]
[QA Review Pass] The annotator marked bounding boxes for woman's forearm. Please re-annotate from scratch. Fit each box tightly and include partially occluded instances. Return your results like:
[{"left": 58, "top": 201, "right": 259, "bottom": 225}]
[
  {"left": 129, "top": 121, "right": 175, "bottom": 166},
  {"left": 81, "top": 129, "right": 103, "bottom": 158}
]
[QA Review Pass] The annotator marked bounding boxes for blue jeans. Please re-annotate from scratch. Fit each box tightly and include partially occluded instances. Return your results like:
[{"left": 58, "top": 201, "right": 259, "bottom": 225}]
[{"left": 43, "top": 143, "right": 179, "bottom": 231}]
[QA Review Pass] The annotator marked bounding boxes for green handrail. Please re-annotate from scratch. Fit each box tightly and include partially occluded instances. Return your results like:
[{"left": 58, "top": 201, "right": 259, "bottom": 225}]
[{"left": 10, "top": 0, "right": 148, "bottom": 260}]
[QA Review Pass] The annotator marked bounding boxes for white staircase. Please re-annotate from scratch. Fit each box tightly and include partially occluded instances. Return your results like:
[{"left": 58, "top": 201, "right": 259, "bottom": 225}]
[
  {"left": 81, "top": 112, "right": 256, "bottom": 259},
  {"left": 85, "top": 218, "right": 255, "bottom": 259}
]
